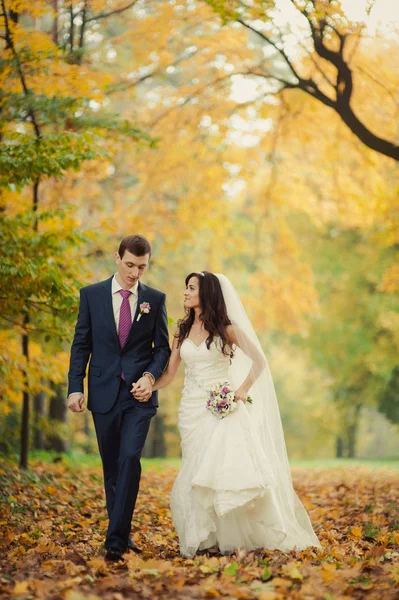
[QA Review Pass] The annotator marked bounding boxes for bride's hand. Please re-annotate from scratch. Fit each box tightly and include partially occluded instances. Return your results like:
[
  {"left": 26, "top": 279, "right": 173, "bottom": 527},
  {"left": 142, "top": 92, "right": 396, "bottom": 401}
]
[{"left": 234, "top": 386, "right": 249, "bottom": 403}]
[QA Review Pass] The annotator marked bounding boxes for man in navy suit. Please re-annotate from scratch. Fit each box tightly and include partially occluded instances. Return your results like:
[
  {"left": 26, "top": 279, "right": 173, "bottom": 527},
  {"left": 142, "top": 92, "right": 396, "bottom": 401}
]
[{"left": 67, "top": 234, "right": 171, "bottom": 562}]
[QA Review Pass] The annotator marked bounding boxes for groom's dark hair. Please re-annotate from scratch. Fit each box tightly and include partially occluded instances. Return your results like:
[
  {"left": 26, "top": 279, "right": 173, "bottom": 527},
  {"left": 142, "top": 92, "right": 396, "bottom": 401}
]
[{"left": 118, "top": 235, "right": 152, "bottom": 258}]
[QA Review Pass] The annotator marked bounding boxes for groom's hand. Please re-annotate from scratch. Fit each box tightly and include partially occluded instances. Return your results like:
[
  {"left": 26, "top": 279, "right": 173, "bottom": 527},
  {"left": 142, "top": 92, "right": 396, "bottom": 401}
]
[
  {"left": 67, "top": 392, "right": 86, "bottom": 412},
  {"left": 131, "top": 376, "right": 152, "bottom": 402}
]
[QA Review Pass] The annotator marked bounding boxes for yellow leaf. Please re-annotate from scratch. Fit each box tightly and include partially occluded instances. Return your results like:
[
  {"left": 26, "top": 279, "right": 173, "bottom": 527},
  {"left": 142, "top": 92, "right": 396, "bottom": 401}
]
[
  {"left": 289, "top": 567, "right": 303, "bottom": 580},
  {"left": 13, "top": 581, "right": 30, "bottom": 595},
  {"left": 203, "top": 556, "right": 220, "bottom": 570},
  {"left": 203, "top": 587, "right": 220, "bottom": 598},
  {"left": 322, "top": 562, "right": 337, "bottom": 583},
  {"left": 282, "top": 562, "right": 304, "bottom": 580},
  {"left": 351, "top": 526, "right": 363, "bottom": 538},
  {"left": 259, "top": 592, "right": 280, "bottom": 600},
  {"left": 271, "top": 577, "right": 292, "bottom": 589},
  {"left": 200, "top": 565, "right": 213, "bottom": 573}
]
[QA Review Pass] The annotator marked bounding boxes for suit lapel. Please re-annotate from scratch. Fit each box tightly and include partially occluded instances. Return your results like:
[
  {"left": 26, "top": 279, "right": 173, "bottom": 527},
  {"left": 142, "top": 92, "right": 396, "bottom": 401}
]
[{"left": 102, "top": 276, "right": 120, "bottom": 346}]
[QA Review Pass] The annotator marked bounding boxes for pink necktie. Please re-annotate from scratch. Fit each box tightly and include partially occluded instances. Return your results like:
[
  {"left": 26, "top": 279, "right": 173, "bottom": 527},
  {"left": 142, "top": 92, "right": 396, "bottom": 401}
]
[{"left": 118, "top": 289, "right": 132, "bottom": 380}]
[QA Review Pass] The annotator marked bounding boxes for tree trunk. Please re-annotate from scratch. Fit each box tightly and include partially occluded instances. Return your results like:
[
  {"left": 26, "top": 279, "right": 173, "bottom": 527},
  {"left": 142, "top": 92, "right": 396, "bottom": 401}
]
[
  {"left": 153, "top": 414, "right": 166, "bottom": 457},
  {"left": 345, "top": 404, "right": 362, "bottom": 458},
  {"left": 33, "top": 385, "right": 46, "bottom": 450},
  {"left": 48, "top": 382, "right": 69, "bottom": 452},
  {"left": 19, "top": 313, "right": 30, "bottom": 469},
  {"left": 142, "top": 414, "right": 166, "bottom": 458},
  {"left": 52, "top": 0, "right": 58, "bottom": 45},
  {"left": 69, "top": 3, "right": 74, "bottom": 53},
  {"left": 335, "top": 435, "right": 344, "bottom": 458},
  {"left": 347, "top": 424, "right": 356, "bottom": 458}
]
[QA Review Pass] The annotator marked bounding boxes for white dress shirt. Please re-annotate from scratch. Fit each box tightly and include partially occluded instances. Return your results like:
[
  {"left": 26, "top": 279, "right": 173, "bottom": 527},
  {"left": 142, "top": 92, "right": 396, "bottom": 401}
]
[
  {"left": 112, "top": 274, "right": 139, "bottom": 331},
  {"left": 112, "top": 275, "right": 155, "bottom": 383}
]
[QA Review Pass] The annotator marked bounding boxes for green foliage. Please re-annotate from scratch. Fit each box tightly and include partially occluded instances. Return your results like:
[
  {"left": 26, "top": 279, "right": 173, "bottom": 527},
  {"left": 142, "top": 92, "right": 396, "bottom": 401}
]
[
  {"left": 0, "top": 410, "right": 19, "bottom": 455},
  {"left": 0, "top": 210, "right": 90, "bottom": 338},
  {"left": 0, "top": 91, "right": 82, "bottom": 124},
  {"left": 204, "top": 0, "right": 241, "bottom": 22},
  {"left": 379, "top": 367, "right": 399, "bottom": 424},
  {"left": 0, "top": 132, "right": 102, "bottom": 187},
  {"left": 224, "top": 561, "right": 239, "bottom": 575},
  {"left": 291, "top": 217, "right": 399, "bottom": 454},
  {"left": 69, "top": 114, "right": 155, "bottom": 145},
  {"left": 204, "top": 0, "right": 275, "bottom": 23},
  {"left": 262, "top": 566, "right": 272, "bottom": 581},
  {"left": 363, "top": 522, "right": 381, "bottom": 540}
]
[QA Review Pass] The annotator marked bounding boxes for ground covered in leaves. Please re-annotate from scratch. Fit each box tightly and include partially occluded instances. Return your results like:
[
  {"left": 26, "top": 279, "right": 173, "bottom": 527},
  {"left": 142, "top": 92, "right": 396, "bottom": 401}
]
[{"left": 0, "top": 459, "right": 398, "bottom": 600}]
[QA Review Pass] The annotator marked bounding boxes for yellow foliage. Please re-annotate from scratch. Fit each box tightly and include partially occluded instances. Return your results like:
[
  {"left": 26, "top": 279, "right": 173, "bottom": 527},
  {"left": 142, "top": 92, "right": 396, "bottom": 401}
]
[
  {"left": 0, "top": 329, "right": 72, "bottom": 413},
  {"left": 5, "top": 0, "right": 49, "bottom": 18},
  {"left": 1, "top": 0, "right": 398, "bottom": 455},
  {"left": 380, "top": 264, "right": 399, "bottom": 293}
]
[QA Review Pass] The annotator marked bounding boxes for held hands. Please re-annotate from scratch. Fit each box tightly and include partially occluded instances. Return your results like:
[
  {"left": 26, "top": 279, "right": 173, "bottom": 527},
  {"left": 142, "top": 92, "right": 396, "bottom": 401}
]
[
  {"left": 131, "top": 375, "right": 153, "bottom": 402},
  {"left": 67, "top": 393, "right": 86, "bottom": 413}
]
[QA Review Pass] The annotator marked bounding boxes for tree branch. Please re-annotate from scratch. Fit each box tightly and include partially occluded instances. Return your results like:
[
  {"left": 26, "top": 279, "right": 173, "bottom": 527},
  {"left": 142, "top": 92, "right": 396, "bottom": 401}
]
[
  {"left": 106, "top": 46, "right": 201, "bottom": 95},
  {"left": 85, "top": 0, "right": 138, "bottom": 23},
  {"left": 236, "top": 3, "right": 399, "bottom": 161},
  {"left": 1, "top": 0, "right": 41, "bottom": 138},
  {"left": 356, "top": 64, "right": 399, "bottom": 110},
  {"left": 237, "top": 18, "right": 301, "bottom": 83},
  {"left": 147, "top": 71, "right": 250, "bottom": 129}
]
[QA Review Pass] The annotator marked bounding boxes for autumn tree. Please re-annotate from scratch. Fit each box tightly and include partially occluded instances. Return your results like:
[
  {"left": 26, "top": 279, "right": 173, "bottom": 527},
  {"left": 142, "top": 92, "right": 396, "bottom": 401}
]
[
  {"left": 205, "top": 0, "right": 399, "bottom": 161},
  {"left": 0, "top": 0, "right": 149, "bottom": 467}
]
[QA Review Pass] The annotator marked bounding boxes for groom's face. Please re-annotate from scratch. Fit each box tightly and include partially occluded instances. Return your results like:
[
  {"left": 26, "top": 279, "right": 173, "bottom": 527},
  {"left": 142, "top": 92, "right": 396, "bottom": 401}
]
[{"left": 115, "top": 250, "right": 150, "bottom": 289}]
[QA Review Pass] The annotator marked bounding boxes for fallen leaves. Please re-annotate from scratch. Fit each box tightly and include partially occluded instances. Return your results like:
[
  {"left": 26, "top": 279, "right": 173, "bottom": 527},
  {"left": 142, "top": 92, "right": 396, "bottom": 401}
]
[{"left": 0, "top": 459, "right": 398, "bottom": 599}]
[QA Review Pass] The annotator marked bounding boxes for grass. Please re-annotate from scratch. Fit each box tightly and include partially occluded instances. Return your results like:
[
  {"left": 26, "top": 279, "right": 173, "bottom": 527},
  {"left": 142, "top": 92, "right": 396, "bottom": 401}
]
[
  {"left": 11, "top": 450, "right": 399, "bottom": 471},
  {"left": 289, "top": 457, "right": 399, "bottom": 470},
  {"left": 23, "top": 450, "right": 181, "bottom": 471}
]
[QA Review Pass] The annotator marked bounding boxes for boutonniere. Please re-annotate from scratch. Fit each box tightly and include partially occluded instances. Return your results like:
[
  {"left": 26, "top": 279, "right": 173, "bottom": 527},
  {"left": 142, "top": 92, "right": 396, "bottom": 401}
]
[{"left": 137, "top": 301, "right": 151, "bottom": 321}]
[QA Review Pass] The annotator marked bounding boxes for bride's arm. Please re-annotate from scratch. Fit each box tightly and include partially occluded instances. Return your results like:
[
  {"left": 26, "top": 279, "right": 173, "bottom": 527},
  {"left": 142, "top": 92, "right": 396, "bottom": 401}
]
[
  {"left": 226, "top": 324, "right": 266, "bottom": 400},
  {"left": 152, "top": 333, "right": 182, "bottom": 391}
]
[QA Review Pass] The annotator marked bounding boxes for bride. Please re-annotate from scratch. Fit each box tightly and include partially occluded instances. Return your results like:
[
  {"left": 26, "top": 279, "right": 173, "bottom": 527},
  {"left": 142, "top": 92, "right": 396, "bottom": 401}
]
[{"left": 152, "top": 271, "right": 320, "bottom": 557}]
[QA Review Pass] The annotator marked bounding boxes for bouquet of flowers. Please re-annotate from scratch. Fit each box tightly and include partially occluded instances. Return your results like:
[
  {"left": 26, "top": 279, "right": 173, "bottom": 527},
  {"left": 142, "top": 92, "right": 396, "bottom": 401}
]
[{"left": 206, "top": 381, "right": 252, "bottom": 419}]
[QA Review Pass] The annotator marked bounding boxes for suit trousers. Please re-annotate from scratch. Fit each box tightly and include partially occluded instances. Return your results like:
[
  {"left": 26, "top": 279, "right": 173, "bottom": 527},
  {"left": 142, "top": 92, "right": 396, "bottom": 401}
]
[{"left": 92, "top": 378, "right": 156, "bottom": 552}]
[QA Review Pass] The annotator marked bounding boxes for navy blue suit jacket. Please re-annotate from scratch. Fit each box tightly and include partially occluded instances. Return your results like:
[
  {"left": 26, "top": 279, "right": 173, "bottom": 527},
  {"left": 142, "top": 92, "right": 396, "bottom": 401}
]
[{"left": 68, "top": 277, "right": 171, "bottom": 413}]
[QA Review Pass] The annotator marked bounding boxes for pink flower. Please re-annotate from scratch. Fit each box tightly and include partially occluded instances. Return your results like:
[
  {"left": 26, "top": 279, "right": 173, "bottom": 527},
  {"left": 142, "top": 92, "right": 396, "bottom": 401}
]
[{"left": 137, "top": 301, "right": 151, "bottom": 321}]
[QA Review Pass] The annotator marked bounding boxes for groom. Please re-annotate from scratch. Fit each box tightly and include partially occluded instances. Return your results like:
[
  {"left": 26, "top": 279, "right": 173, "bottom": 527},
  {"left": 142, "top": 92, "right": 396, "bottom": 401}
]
[{"left": 67, "top": 234, "right": 171, "bottom": 562}]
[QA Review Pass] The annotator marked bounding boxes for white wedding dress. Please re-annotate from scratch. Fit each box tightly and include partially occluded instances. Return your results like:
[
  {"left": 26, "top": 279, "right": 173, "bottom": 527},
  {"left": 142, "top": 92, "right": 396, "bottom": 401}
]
[{"left": 171, "top": 336, "right": 321, "bottom": 558}]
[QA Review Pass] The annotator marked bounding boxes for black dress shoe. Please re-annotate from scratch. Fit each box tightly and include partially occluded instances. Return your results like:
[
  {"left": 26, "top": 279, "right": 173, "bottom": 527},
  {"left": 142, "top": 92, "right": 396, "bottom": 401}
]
[
  {"left": 105, "top": 548, "right": 124, "bottom": 562},
  {"left": 127, "top": 538, "right": 142, "bottom": 553}
]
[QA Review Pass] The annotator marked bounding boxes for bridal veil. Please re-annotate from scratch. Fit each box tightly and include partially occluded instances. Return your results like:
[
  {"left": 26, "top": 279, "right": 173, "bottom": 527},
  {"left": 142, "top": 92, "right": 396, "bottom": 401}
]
[{"left": 215, "top": 274, "right": 321, "bottom": 550}]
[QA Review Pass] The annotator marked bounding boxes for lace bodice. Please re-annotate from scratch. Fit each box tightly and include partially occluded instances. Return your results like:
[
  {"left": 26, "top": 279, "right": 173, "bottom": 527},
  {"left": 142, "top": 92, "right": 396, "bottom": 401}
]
[{"left": 180, "top": 338, "right": 231, "bottom": 393}]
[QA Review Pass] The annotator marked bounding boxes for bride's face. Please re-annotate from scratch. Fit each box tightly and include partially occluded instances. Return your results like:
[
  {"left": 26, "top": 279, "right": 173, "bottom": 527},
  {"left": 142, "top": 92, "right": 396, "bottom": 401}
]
[{"left": 184, "top": 277, "right": 201, "bottom": 310}]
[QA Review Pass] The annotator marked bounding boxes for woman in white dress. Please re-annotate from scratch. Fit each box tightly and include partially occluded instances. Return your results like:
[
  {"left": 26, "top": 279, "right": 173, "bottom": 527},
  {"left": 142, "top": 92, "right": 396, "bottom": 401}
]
[{"left": 153, "top": 271, "right": 321, "bottom": 557}]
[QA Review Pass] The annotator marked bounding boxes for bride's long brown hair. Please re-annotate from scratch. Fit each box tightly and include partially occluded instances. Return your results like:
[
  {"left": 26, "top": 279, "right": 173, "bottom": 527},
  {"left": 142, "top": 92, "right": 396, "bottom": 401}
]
[{"left": 176, "top": 271, "right": 233, "bottom": 358}]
